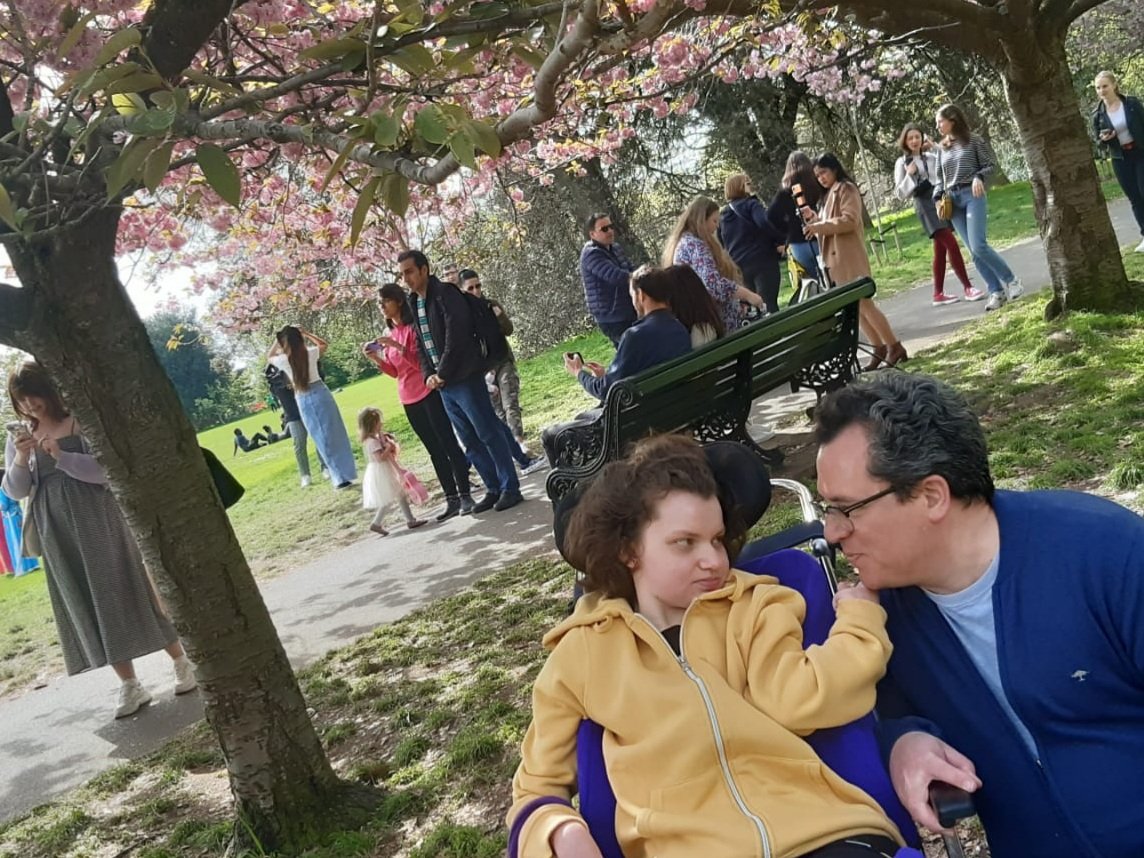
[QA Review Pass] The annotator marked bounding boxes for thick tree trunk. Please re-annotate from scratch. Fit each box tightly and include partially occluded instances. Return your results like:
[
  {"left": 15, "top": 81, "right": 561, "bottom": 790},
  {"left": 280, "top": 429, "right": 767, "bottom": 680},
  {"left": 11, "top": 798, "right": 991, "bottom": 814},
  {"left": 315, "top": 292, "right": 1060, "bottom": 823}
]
[
  {"left": 1002, "top": 37, "right": 1130, "bottom": 314},
  {"left": 2, "top": 209, "right": 371, "bottom": 852},
  {"left": 704, "top": 76, "right": 804, "bottom": 194}
]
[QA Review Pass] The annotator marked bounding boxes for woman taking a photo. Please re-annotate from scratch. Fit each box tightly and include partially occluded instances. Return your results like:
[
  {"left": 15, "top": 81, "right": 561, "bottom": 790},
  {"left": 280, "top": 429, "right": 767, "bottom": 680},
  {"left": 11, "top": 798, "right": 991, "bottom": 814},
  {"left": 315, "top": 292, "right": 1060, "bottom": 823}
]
[
  {"left": 894, "top": 122, "right": 983, "bottom": 306},
  {"left": 718, "top": 173, "right": 786, "bottom": 315},
  {"left": 3, "top": 361, "right": 195, "bottom": 720},
  {"left": 768, "top": 151, "right": 826, "bottom": 283},
  {"left": 1092, "top": 70, "right": 1144, "bottom": 252},
  {"left": 932, "top": 103, "right": 1022, "bottom": 312},
  {"left": 802, "top": 153, "right": 907, "bottom": 369},
  {"left": 664, "top": 196, "right": 766, "bottom": 335},
  {"left": 364, "top": 283, "right": 475, "bottom": 521},
  {"left": 268, "top": 325, "right": 357, "bottom": 489}
]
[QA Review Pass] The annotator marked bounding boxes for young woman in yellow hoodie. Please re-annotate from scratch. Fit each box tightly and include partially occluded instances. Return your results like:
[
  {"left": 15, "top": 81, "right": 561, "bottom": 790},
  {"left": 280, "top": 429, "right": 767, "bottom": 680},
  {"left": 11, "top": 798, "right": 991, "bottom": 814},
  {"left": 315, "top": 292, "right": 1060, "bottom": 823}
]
[{"left": 509, "top": 435, "right": 905, "bottom": 858}]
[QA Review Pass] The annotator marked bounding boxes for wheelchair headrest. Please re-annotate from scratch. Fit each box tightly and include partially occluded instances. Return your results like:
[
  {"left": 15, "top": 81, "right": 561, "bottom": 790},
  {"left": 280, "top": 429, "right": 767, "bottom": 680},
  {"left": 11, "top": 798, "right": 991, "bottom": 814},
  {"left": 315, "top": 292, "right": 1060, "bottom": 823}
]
[{"left": 552, "top": 441, "right": 772, "bottom": 570}]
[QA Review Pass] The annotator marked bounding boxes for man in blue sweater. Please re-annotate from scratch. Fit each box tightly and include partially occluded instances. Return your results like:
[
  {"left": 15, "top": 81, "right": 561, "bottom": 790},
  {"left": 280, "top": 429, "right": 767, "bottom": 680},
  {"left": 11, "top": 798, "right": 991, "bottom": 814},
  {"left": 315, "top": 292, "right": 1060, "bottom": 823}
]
[
  {"left": 541, "top": 266, "right": 691, "bottom": 465},
  {"left": 579, "top": 212, "right": 637, "bottom": 346},
  {"left": 813, "top": 371, "right": 1144, "bottom": 858}
]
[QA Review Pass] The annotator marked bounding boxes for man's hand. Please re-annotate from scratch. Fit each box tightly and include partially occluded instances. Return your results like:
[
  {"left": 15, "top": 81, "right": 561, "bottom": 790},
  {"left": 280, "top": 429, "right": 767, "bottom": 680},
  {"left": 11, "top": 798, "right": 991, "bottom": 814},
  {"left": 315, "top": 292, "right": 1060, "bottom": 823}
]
[
  {"left": 550, "top": 820, "right": 604, "bottom": 858},
  {"left": 833, "top": 580, "right": 878, "bottom": 607},
  {"left": 564, "top": 354, "right": 584, "bottom": 375},
  {"left": 971, "top": 177, "right": 985, "bottom": 199},
  {"left": 889, "top": 732, "right": 982, "bottom": 833},
  {"left": 492, "top": 305, "right": 503, "bottom": 316},
  {"left": 427, "top": 374, "right": 444, "bottom": 390},
  {"left": 584, "top": 361, "right": 606, "bottom": 378}
]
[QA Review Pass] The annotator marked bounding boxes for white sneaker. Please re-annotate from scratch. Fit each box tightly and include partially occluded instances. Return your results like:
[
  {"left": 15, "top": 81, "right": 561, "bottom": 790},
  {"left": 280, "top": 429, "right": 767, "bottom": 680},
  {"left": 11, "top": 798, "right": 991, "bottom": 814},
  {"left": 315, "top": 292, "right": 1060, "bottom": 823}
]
[
  {"left": 321, "top": 468, "right": 332, "bottom": 481},
  {"left": 115, "top": 680, "right": 152, "bottom": 719},
  {"left": 985, "top": 292, "right": 1007, "bottom": 312},
  {"left": 521, "top": 457, "right": 549, "bottom": 476},
  {"left": 1135, "top": 237, "right": 1144, "bottom": 253},
  {"left": 173, "top": 656, "right": 198, "bottom": 695},
  {"left": 300, "top": 475, "right": 312, "bottom": 488},
  {"left": 748, "top": 421, "right": 776, "bottom": 444},
  {"left": 1005, "top": 278, "right": 1024, "bottom": 300}
]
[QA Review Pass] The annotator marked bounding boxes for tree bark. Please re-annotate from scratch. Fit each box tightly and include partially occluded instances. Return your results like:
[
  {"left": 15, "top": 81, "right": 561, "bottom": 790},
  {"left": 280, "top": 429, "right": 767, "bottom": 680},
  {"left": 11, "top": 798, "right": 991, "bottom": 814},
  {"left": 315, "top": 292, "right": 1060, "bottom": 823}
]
[
  {"left": 1001, "top": 36, "right": 1131, "bottom": 313},
  {"left": 2, "top": 209, "right": 371, "bottom": 852}
]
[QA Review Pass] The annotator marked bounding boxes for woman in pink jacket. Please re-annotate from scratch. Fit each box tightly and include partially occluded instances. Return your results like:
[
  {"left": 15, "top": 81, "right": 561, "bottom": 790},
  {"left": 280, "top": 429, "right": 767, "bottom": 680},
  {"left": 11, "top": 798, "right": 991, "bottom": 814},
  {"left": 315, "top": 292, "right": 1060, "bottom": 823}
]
[{"left": 364, "top": 283, "right": 474, "bottom": 521}]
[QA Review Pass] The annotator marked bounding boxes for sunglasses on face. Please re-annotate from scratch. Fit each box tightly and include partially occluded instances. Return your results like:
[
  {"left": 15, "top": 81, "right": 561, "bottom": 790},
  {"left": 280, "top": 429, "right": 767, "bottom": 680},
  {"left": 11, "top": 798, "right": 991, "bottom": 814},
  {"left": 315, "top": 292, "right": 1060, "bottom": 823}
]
[{"left": 598, "top": 224, "right": 614, "bottom": 232}]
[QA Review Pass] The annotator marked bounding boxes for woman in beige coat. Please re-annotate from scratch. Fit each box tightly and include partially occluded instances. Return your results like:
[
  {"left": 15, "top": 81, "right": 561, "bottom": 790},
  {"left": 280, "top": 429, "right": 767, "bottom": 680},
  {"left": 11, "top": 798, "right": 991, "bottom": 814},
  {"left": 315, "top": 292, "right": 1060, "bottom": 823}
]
[{"left": 802, "top": 153, "right": 907, "bottom": 369}]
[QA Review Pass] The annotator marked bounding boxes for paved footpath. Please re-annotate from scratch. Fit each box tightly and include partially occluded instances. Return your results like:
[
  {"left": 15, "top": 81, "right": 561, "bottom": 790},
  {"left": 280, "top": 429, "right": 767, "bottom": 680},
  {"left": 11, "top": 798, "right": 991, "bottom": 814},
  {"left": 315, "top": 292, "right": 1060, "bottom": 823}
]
[{"left": 0, "top": 199, "right": 1137, "bottom": 824}]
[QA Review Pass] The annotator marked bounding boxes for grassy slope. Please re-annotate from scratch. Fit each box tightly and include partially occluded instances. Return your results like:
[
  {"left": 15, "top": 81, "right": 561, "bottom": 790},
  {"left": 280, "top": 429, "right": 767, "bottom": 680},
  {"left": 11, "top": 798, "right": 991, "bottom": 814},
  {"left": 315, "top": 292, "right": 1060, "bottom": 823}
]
[{"left": 3, "top": 251, "right": 1143, "bottom": 858}]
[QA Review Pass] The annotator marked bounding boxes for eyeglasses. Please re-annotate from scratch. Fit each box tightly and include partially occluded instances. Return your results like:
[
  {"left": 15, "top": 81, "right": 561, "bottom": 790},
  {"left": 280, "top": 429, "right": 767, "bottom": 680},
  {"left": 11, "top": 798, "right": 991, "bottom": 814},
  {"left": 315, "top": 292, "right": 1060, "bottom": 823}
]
[{"left": 815, "top": 486, "right": 896, "bottom": 533}]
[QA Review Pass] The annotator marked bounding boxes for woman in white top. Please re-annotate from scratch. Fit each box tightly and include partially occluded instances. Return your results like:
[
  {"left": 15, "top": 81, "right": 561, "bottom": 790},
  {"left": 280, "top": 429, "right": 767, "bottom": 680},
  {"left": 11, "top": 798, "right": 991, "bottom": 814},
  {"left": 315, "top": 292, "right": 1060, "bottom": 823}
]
[
  {"left": 1092, "top": 70, "right": 1144, "bottom": 252},
  {"left": 894, "top": 123, "right": 983, "bottom": 307},
  {"left": 268, "top": 326, "right": 357, "bottom": 488}
]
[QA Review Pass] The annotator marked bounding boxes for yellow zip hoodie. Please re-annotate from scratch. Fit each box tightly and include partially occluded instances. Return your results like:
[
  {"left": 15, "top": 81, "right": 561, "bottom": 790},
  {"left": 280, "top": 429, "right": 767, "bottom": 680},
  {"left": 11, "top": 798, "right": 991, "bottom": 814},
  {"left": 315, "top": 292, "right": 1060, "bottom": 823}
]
[{"left": 509, "top": 569, "right": 902, "bottom": 858}]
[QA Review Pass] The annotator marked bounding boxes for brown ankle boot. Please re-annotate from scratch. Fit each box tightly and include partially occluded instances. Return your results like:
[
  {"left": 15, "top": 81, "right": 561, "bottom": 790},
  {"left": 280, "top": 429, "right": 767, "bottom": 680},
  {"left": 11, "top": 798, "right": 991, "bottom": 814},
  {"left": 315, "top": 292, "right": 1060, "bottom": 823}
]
[
  {"left": 864, "top": 344, "right": 888, "bottom": 371},
  {"left": 886, "top": 342, "right": 909, "bottom": 366}
]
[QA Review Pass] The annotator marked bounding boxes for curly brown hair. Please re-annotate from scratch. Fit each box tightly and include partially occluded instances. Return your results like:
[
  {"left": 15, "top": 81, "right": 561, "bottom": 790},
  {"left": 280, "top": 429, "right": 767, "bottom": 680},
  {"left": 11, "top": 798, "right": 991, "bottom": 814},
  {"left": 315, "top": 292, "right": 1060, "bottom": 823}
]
[{"left": 562, "top": 435, "right": 747, "bottom": 607}]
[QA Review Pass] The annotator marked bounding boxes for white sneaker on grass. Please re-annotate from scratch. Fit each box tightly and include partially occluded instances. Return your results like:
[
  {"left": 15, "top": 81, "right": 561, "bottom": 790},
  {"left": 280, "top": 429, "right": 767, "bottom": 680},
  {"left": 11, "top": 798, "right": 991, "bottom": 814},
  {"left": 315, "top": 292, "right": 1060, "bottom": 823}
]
[
  {"left": 1005, "top": 278, "right": 1024, "bottom": 300},
  {"left": 300, "top": 474, "right": 312, "bottom": 488},
  {"left": 985, "top": 292, "right": 1007, "bottom": 312},
  {"left": 115, "top": 680, "right": 152, "bottom": 719},
  {"left": 521, "top": 458, "right": 549, "bottom": 476},
  {"left": 1135, "top": 237, "right": 1144, "bottom": 253}
]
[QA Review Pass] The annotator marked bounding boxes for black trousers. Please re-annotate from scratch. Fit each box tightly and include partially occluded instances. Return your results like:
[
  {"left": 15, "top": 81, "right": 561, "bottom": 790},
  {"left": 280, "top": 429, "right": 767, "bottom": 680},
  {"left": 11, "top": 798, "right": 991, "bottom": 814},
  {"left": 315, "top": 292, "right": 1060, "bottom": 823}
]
[
  {"left": 799, "top": 834, "right": 901, "bottom": 858},
  {"left": 742, "top": 258, "right": 782, "bottom": 314},
  {"left": 403, "top": 389, "right": 471, "bottom": 499},
  {"left": 1112, "top": 147, "right": 1144, "bottom": 234}
]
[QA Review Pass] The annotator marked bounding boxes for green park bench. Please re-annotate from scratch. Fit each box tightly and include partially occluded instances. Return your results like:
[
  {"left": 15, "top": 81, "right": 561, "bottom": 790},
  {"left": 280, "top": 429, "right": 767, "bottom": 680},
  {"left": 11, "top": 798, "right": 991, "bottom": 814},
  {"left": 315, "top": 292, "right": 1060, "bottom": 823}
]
[{"left": 544, "top": 276, "right": 878, "bottom": 503}]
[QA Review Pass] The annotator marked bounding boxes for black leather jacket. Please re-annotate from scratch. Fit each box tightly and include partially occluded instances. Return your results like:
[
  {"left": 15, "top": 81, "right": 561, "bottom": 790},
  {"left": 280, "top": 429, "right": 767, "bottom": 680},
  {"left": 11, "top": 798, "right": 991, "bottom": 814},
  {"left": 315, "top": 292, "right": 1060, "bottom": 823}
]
[{"left": 1092, "top": 95, "right": 1144, "bottom": 159}]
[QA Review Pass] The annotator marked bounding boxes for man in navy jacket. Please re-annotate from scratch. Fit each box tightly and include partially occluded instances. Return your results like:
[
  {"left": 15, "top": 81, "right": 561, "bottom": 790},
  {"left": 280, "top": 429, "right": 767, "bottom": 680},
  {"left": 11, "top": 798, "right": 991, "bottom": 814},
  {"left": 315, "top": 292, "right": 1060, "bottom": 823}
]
[
  {"left": 579, "top": 212, "right": 637, "bottom": 346},
  {"left": 813, "top": 371, "right": 1144, "bottom": 858}
]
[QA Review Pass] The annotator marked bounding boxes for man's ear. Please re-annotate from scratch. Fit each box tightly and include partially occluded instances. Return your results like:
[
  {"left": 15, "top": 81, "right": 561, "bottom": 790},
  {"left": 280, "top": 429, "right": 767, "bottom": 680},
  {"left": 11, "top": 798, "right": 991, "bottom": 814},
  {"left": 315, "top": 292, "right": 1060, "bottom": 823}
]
[{"left": 918, "top": 474, "right": 952, "bottom": 522}]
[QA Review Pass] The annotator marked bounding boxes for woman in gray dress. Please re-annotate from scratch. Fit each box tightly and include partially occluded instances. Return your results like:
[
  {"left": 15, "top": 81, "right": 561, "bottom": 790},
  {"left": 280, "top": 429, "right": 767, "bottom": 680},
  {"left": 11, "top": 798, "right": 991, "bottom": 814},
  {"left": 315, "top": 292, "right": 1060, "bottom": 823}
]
[{"left": 3, "top": 361, "right": 196, "bottom": 719}]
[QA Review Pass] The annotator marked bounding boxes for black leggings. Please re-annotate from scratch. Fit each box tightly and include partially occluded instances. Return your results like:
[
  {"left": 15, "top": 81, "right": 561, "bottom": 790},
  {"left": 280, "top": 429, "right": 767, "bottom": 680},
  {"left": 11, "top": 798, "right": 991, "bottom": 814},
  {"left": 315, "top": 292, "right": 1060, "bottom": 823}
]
[
  {"left": 742, "top": 259, "right": 782, "bottom": 314},
  {"left": 403, "top": 390, "right": 471, "bottom": 499},
  {"left": 798, "top": 835, "right": 901, "bottom": 858}
]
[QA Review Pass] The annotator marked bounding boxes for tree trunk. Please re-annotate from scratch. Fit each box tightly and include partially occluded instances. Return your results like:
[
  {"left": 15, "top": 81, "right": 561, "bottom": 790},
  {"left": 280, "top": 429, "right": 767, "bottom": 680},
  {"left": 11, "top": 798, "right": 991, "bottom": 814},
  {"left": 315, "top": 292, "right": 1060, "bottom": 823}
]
[
  {"left": 2, "top": 208, "right": 372, "bottom": 852},
  {"left": 1001, "top": 38, "right": 1130, "bottom": 314},
  {"left": 704, "top": 76, "right": 804, "bottom": 195}
]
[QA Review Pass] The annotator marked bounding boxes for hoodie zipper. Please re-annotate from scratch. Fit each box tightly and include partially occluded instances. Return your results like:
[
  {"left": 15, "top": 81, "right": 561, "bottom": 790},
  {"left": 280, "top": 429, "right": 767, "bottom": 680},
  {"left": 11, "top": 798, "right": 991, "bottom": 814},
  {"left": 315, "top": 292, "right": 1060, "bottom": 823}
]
[{"left": 641, "top": 608, "right": 772, "bottom": 858}]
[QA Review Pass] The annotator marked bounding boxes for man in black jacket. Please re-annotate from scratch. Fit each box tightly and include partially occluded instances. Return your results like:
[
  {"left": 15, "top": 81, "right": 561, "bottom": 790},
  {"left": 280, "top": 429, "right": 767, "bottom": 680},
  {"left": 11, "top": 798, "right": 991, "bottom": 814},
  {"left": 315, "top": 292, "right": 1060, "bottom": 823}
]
[{"left": 398, "top": 250, "right": 522, "bottom": 513}]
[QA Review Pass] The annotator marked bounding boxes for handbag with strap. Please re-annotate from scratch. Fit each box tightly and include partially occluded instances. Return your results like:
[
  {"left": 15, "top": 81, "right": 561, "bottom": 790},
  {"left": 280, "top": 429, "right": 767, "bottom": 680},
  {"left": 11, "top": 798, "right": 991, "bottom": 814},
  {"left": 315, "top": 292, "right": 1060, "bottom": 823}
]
[{"left": 935, "top": 146, "right": 954, "bottom": 221}]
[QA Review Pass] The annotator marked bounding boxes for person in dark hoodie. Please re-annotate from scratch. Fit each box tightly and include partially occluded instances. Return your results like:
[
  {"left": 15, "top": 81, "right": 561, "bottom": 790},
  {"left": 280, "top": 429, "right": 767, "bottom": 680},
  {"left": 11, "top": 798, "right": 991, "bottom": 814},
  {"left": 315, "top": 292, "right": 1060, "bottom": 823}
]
[
  {"left": 718, "top": 172, "right": 786, "bottom": 315},
  {"left": 579, "top": 212, "right": 637, "bottom": 346}
]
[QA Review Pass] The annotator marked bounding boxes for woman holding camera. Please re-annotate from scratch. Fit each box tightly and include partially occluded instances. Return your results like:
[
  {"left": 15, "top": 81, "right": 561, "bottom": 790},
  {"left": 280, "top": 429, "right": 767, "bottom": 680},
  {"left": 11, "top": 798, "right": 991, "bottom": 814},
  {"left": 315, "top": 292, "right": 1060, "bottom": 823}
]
[
  {"left": 3, "top": 361, "right": 195, "bottom": 719},
  {"left": 364, "top": 283, "right": 474, "bottom": 521},
  {"left": 1093, "top": 70, "right": 1144, "bottom": 252},
  {"left": 894, "top": 123, "right": 983, "bottom": 307}
]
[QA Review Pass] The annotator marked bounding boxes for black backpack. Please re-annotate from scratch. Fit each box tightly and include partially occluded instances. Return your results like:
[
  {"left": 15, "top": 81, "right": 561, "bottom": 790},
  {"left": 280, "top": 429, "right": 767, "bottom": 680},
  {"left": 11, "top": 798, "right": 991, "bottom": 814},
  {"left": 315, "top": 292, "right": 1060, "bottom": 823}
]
[{"left": 462, "top": 292, "right": 509, "bottom": 369}]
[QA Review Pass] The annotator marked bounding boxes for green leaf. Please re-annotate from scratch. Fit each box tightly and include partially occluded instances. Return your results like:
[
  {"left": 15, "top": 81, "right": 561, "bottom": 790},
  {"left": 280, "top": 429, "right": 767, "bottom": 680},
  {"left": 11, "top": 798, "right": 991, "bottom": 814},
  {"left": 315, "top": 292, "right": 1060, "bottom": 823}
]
[
  {"left": 372, "top": 112, "right": 401, "bottom": 147},
  {"left": 511, "top": 44, "right": 546, "bottom": 70},
  {"left": 196, "top": 143, "right": 242, "bottom": 207},
  {"left": 150, "top": 89, "right": 189, "bottom": 113},
  {"left": 341, "top": 49, "right": 366, "bottom": 72},
  {"left": 143, "top": 142, "right": 175, "bottom": 192},
  {"left": 381, "top": 173, "right": 410, "bottom": 217},
  {"left": 448, "top": 131, "right": 477, "bottom": 169},
  {"left": 105, "top": 137, "right": 163, "bottom": 200},
  {"left": 468, "top": 1, "right": 510, "bottom": 19},
  {"left": 350, "top": 175, "right": 381, "bottom": 246},
  {"left": 0, "top": 183, "right": 18, "bottom": 231},
  {"left": 57, "top": 10, "right": 96, "bottom": 59},
  {"left": 94, "top": 27, "right": 142, "bottom": 67},
  {"left": 111, "top": 92, "right": 146, "bottom": 115},
  {"left": 105, "top": 71, "right": 164, "bottom": 94},
  {"left": 320, "top": 145, "right": 354, "bottom": 192},
  {"left": 298, "top": 37, "right": 367, "bottom": 61},
  {"left": 181, "top": 69, "right": 243, "bottom": 96},
  {"left": 125, "top": 107, "right": 176, "bottom": 136},
  {"left": 389, "top": 44, "right": 435, "bottom": 76},
  {"left": 465, "top": 119, "right": 502, "bottom": 156},
  {"left": 414, "top": 105, "right": 449, "bottom": 145}
]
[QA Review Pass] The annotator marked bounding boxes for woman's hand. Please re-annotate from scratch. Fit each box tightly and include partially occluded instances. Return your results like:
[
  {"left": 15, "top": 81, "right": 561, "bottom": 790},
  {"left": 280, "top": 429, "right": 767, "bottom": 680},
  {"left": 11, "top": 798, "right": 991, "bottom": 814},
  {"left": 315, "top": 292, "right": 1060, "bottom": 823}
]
[
  {"left": 550, "top": 821, "right": 604, "bottom": 858},
  {"left": 905, "top": 160, "right": 918, "bottom": 176},
  {"left": 971, "top": 177, "right": 985, "bottom": 198},
  {"left": 38, "top": 436, "right": 61, "bottom": 460},
  {"left": 11, "top": 432, "right": 36, "bottom": 466},
  {"left": 799, "top": 206, "right": 818, "bottom": 223},
  {"left": 803, "top": 221, "right": 823, "bottom": 239}
]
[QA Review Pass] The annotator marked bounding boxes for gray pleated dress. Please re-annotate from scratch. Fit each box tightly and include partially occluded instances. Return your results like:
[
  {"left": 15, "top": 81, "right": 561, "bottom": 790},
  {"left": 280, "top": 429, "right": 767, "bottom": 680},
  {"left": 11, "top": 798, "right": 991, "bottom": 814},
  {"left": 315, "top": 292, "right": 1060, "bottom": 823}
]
[{"left": 31, "top": 437, "right": 177, "bottom": 675}]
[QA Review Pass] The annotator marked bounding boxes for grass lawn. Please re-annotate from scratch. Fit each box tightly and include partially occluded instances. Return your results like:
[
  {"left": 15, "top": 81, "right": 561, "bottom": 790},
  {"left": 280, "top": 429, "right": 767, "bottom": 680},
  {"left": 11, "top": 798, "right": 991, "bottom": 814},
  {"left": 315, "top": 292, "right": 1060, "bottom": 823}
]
[{"left": 3, "top": 250, "right": 1143, "bottom": 858}]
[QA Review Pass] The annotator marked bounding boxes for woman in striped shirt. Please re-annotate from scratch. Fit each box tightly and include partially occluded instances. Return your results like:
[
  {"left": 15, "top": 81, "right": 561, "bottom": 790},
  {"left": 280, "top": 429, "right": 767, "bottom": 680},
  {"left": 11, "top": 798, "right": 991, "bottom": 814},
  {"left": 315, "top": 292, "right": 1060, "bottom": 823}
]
[{"left": 932, "top": 104, "right": 1023, "bottom": 313}]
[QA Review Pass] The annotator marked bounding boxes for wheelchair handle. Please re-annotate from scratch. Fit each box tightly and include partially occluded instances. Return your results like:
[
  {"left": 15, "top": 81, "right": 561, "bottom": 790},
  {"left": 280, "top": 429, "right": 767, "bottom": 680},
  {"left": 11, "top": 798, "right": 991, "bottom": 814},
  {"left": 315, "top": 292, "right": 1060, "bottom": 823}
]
[{"left": 929, "top": 780, "right": 976, "bottom": 828}]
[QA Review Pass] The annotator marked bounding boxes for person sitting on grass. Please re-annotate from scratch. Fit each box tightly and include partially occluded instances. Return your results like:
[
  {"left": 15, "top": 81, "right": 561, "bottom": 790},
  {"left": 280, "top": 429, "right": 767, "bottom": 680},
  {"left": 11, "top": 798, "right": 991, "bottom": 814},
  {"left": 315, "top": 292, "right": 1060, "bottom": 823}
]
[
  {"left": 233, "top": 427, "right": 269, "bottom": 456},
  {"left": 540, "top": 265, "right": 692, "bottom": 466},
  {"left": 509, "top": 434, "right": 904, "bottom": 858}
]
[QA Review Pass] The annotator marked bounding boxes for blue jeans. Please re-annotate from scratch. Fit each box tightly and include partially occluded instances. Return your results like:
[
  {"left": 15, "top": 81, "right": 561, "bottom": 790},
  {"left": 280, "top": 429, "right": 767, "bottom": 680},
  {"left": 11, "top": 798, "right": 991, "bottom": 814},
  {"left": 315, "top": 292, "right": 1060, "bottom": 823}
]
[
  {"left": 1111, "top": 148, "right": 1144, "bottom": 235},
  {"left": 788, "top": 240, "right": 824, "bottom": 282},
  {"left": 948, "top": 186, "right": 1014, "bottom": 294},
  {"left": 440, "top": 373, "right": 520, "bottom": 496}
]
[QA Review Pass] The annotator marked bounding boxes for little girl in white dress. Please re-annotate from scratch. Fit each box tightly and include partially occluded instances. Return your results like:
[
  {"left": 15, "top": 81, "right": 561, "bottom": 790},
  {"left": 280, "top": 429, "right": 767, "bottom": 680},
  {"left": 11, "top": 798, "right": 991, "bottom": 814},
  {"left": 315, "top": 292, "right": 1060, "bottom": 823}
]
[{"left": 358, "top": 407, "right": 427, "bottom": 536}]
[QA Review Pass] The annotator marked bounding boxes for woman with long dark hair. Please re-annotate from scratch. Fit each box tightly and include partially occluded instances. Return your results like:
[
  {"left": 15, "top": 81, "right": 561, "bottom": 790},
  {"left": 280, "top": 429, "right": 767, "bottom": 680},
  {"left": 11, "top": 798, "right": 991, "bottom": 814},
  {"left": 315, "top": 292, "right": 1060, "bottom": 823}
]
[
  {"left": 267, "top": 325, "right": 357, "bottom": 488},
  {"left": 660, "top": 264, "right": 726, "bottom": 347},
  {"left": 364, "top": 283, "right": 474, "bottom": 520},
  {"left": 802, "top": 153, "right": 907, "bottom": 369},
  {"left": 3, "top": 361, "right": 195, "bottom": 719},
  {"left": 933, "top": 104, "right": 1021, "bottom": 312},
  {"left": 769, "top": 151, "right": 825, "bottom": 282},
  {"left": 664, "top": 196, "right": 766, "bottom": 334},
  {"left": 894, "top": 122, "right": 983, "bottom": 306}
]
